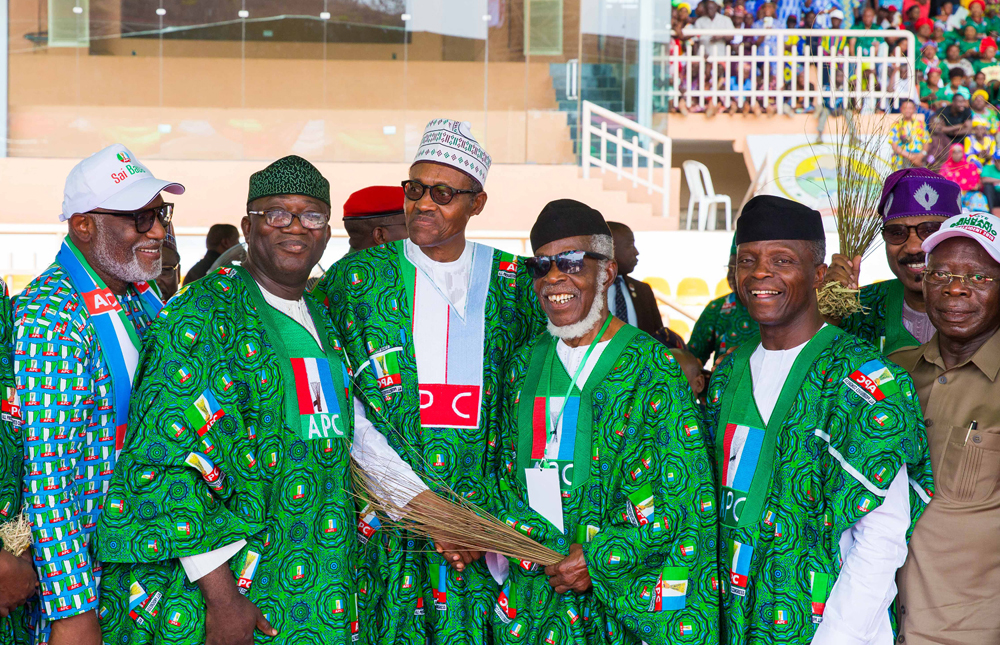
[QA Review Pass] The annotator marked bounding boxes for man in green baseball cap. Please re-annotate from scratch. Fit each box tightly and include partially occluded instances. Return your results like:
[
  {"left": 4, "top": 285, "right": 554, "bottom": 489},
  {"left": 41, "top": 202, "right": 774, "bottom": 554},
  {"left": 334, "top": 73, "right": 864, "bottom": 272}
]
[{"left": 97, "top": 155, "right": 427, "bottom": 645}]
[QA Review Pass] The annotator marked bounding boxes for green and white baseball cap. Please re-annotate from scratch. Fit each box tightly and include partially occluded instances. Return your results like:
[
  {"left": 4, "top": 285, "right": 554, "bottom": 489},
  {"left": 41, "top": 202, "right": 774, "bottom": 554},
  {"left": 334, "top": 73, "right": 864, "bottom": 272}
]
[
  {"left": 61, "top": 143, "right": 184, "bottom": 221},
  {"left": 922, "top": 212, "right": 1000, "bottom": 264}
]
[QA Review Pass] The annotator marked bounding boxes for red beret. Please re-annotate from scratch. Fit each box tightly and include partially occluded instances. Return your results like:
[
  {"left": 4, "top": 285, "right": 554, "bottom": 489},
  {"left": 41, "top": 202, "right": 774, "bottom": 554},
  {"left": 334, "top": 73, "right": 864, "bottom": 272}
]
[
  {"left": 970, "top": 0, "right": 986, "bottom": 10},
  {"left": 982, "top": 36, "right": 998, "bottom": 53},
  {"left": 343, "top": 185, "right": 405, "bottom": 220}
]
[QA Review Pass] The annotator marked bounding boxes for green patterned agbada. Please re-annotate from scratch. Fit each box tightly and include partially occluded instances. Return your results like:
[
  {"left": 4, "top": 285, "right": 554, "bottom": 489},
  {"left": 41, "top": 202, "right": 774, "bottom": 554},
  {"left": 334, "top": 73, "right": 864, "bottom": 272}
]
[
  {"left": 315, "top": 240, "right": 545, "bottom": 645},
  {"left": 96, "top": 266, "right": 362, "bottom": 644},
  {"left": 706, "top": 326, "right": 934, "bottom": 644},
  {"left": 688, "top": 293, "right": 758, "bottom": 366},
  {"left": 488, "top": 327, "right": 720, "bottom": 644},
  {"left": 838, "top": 280, "right": 918, "bottom": 357},
  {"left": 1, "top": 279, "right": 31, "bottom": 645}
]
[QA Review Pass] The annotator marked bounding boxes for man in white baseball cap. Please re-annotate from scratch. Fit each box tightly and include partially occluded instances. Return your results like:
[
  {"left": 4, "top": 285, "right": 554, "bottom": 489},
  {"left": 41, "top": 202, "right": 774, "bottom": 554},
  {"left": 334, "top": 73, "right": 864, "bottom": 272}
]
[
  {"left": 11, "top": 144, "right": 182, "bottom": 645},
  {"left": 894, "top": 211, "right": 1000, "bottom": 644}
]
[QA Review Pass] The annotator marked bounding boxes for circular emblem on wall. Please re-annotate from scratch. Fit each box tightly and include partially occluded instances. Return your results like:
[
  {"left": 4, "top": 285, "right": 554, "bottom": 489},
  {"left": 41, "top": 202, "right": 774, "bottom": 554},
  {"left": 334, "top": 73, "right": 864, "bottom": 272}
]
[{"left": 772, "top": 142, "right": 891, "bottom": 209}]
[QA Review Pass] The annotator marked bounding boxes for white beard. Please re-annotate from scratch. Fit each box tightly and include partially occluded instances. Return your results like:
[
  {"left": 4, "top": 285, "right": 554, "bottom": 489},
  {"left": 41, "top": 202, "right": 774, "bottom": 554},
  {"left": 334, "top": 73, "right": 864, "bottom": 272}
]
[
  {"left": 91, "top": 217, "right": 162, "bottom": 283},
  {"left": 547, "top": 286, "right": 608, "bottom": 340}
]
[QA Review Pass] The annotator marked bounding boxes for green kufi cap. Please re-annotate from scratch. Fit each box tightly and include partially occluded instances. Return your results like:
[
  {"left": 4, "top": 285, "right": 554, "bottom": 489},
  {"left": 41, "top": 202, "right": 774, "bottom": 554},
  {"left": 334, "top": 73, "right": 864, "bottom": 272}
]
[{"left": 247, "top": 155, "right": 330, "bottom": 206}]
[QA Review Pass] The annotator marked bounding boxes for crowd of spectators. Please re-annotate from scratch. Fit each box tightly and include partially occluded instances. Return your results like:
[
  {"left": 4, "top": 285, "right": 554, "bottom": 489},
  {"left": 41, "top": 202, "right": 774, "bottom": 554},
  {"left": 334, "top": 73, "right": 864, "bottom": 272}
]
[{"left": 678, "top": 0, "right": 1000, "bottom": 212}]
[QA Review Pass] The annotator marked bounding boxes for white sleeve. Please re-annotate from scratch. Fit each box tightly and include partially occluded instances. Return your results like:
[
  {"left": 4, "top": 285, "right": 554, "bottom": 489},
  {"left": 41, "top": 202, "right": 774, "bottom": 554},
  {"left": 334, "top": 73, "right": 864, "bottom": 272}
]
[
  {"left": 351, "top": 397, "right": 429, "bottom": 513},
  {"left": 179, "top": 539, "right": 247, "bottom": 583},
  {"left": 811, "top": 465, "right": 911, "bottom": 645}
]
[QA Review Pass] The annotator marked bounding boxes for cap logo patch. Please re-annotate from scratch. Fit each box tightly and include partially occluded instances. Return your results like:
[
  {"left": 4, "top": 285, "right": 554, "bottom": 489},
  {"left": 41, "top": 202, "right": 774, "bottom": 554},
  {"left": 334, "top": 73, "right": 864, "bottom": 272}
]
[
  {"left": 914, "top": 183, "right": 939, "bottom": 211},
  {"left": 116, "top": 152, "right": 131, "bottom": 163}
]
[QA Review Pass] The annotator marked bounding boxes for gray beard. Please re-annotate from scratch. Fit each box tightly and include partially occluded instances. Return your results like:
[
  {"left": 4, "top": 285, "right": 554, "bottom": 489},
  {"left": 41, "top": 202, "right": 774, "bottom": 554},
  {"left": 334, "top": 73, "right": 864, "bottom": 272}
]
[
  {"left": 547, "top": 287, "right": 607, "bottom": 341},
  {"left": 91, "top": 217, "right": 162, "bottom": 283}
]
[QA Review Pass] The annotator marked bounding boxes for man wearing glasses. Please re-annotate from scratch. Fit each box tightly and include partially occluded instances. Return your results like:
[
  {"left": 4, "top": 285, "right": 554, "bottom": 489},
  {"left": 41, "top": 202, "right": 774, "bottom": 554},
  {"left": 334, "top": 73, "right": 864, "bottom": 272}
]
[
  {"left": 486, "top": 199, "right": 719, "bottom": 644},
  {"left": 12, "top": 144, "right": 182, "bottom": 645},
  {"left": 316, "top": 120, "right": 545, "bottom": 645},
  {"left": 826, "top": 168, "right": 962, "bottom": 360},
  {"left": 893, "top": 212, "right": 1000, "bottom": 644},
  {"left": 97, "top": 155, "right": 426, "bottom": 645}
]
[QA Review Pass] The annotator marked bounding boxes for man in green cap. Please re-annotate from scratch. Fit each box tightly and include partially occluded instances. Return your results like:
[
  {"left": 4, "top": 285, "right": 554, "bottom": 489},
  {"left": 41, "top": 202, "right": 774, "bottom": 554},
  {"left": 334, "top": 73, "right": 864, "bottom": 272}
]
[
  {"left": 315, "top": 120, "right": 545, "bottom": 645},
  {"left": 710, "top": 195, "right": 933, "bottom": 644},
  {"left": 688, "top": 235, "right": 758, "bottom": 367},
  {"left": 487, "top": 199, "right": 720, "bottom": 644},
  {"left": 96, "top": 155, "right": 426, "bottom": 645}
]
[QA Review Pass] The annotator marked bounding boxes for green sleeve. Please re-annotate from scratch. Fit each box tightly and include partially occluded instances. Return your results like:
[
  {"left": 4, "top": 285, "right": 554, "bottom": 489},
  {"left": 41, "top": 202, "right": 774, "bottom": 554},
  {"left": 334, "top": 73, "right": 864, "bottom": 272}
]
[
  {"left": 97, "top": 281, "right": 271, "bottom": 563},
  {"left": 688, "top": 298, "right": 722, "bottom": 365},
  {"left": 821, "top": 351, "right": 933, "bottom": 539},
  {"left": 0, "top": 282, "right": 21, "bottom": 527},
  {"left": 582, "top": 349, "right": 716, "bottom": 636}
]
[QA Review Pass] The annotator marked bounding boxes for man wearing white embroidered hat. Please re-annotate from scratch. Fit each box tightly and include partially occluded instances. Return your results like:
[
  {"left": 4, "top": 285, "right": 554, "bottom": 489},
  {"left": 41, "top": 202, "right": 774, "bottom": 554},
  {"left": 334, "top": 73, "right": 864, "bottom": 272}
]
[
  {"left": 895, "top": 212, "right": 1000, "bottom": 644},
  {"left": 316, "top": 120, "right": 545, "bottom": 645},
  {"left": 12, "top": 144, "right": 183, "bottom": 645}
]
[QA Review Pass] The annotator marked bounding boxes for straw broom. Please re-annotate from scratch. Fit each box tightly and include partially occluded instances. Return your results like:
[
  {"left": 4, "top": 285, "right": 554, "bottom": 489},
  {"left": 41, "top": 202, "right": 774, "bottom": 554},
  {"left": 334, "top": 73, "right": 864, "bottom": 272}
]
[
  {"left": 817, "top": 105, "right": 894, "bottom": 318},
  {"left": 0, "top": 511, "right": 32, "bottom": 557},
  {"left": 347, "top": 380, "right": 563, "bottom": 566}
]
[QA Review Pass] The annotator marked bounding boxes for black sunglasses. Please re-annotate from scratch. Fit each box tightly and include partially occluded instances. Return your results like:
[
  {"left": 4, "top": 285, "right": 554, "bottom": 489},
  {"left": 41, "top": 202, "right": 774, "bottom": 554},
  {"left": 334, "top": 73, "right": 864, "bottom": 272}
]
[
  {"left": 881, "top": 221, "right": 942, "bottom": 245},
  {"left": 96, "top": 202, "right": 174, "bottom": 234},
  {"left": 401, "top": 180, "right": 479, "bottom": 206},
  {"left": 525, "top": 250, "right": 610, "bottom": 279}
]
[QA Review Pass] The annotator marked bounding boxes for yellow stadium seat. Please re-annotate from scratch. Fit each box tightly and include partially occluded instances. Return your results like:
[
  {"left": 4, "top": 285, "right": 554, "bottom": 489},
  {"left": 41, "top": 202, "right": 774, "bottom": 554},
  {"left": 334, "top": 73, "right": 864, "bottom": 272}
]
[
  {"left": 668, "top": 318, "right": 691, "bottom": 341},
  {"left": 643, "top": 276, "right": 671, "bottom": 296},
  {"left": 715, "top": 279, "right": 732, "bottom": 298},
  {"left": 676, "top": 277, "right": 711, "bottom": 306}
]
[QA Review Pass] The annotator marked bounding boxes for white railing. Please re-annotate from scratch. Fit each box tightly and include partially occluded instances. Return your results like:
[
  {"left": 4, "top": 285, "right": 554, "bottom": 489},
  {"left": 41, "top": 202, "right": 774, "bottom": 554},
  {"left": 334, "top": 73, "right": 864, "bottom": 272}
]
[
  {"left": 656, "top": 28, "right": 916, "bottom": 114},
  {"left": 566, "top": 58, "right": 579, "bottom": 100},
  {"left": 581, "top": 100, "right": 672, "bottom": 218}
]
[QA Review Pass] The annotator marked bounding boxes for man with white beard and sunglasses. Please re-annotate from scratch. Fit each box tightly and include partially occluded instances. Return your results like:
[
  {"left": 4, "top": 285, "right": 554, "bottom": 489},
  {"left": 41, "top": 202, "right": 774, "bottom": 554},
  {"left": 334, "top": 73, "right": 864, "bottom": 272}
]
[{"left": 12, "top": 144, "right": 183, "bottom": 645}]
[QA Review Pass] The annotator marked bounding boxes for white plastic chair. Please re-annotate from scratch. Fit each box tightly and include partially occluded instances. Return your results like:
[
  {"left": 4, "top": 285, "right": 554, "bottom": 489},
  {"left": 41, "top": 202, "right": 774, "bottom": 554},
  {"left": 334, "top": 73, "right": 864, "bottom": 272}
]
[{"left": 683, "top": 160, "right": 732, "bottom": 231}]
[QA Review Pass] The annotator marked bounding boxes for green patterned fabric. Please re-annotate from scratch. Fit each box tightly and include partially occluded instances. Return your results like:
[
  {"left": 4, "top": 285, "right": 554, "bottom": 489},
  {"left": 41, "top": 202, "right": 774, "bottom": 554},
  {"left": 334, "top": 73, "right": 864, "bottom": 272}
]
[
  {"left": 247, "top": 155, "right": 331, "bottom": 206},
  {"left": 839, "top": 280, "right": 919, "bottom": 357},
  {"left": 706, "top": 327, "right": 934, "bottom": 644},
  {"left": 489, "top": 328, "right": 720, "bottom": 644},
  {"left": 1, "top": 278, "right": 32, "bottom": 645},
  {"left": 688, "top": 294, "right": 758, "bottom": 366},
  {"left": 315, "top": 241, "right": 546, "bottom": 645},
  {"left": 96, "top": 266, "right": 360, "bottom": 644}
]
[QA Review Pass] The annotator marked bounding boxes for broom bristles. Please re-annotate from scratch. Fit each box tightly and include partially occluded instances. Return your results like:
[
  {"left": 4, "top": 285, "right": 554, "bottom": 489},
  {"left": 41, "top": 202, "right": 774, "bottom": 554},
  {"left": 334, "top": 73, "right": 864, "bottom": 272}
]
[
  {"left": 350, "top": 458, "right": 563, "bottom": 566},
  {"left": 0, "top": 512, "right": 32, "bottom": 557}
]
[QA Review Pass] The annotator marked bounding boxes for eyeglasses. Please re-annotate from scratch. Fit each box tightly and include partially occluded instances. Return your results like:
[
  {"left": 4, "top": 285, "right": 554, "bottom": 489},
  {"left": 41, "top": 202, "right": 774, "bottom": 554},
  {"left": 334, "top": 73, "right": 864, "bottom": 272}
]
[
  {"left": 525, "top": 250, "right": 610, "bottom": 280},
  {"left": 161, "top": 262, "right": 180, "bottom": 274},
  {"left": 96, "top": 203, "right": 173, "bottom": 234},
  {"left": 247, "top": 209, "right": 330, "bottom": 230},
  {"left": 401, "top": 180, "right": 479, "bottom": 206},
  {"left": 922, "top": 269, "right": 1000, "bottom": 288},
  {"left": 881, "top": 221, "right": 942, "bottom": 245}
]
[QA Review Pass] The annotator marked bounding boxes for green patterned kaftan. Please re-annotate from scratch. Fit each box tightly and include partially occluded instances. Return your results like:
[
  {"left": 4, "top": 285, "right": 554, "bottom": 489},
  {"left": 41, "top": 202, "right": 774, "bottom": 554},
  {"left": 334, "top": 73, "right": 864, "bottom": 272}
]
[
  {"left": 96, "top": 266, "right": 361, "bottom": 645},
  {"left": 489, "top": 327, "right": 720, "bottom": 644},
  {"left": 1, "top": 278, "right": 32, "bottom": 645},
  {"left": 315, "top": 240, "right": 545, "bottom": 645},
  {"left": 838, "top": 280, "right": 919, "bottom": 358},
  {"left": 688, "top": 294, "right": 758, "bottom": 366},
  {"left": 706, "top": 326, "right": 934, "bottom": 645}
]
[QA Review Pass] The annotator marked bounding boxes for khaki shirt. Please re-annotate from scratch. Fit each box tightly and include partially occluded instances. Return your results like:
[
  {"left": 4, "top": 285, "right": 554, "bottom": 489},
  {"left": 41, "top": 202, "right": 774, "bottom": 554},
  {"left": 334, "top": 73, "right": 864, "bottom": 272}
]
[{"left": 894, "top": 329, "right": 1000, "bottom": 645}]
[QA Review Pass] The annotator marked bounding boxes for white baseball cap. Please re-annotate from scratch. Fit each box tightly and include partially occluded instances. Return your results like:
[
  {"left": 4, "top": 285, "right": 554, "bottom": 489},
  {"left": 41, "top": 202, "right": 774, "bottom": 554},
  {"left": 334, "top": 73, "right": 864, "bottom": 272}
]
[
  {"left": 60, "top": 143, "right": 185, "bottom": 222},
  {"left": 922, "top": 212, "right": 1000, "bottom": 264},
  {"left": 830, "top": 9, "right": 845, "bottom": 19}
]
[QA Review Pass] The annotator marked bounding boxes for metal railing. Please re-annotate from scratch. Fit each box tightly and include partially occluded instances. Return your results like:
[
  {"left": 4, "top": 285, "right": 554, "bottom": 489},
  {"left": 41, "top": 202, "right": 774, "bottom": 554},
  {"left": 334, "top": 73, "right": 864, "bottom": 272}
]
[
  {"left": 581, "top": 100, "right": 672, "bottom": 218},
  {"left": 656, "top": 28, "right": 916, "bottom": 114}
]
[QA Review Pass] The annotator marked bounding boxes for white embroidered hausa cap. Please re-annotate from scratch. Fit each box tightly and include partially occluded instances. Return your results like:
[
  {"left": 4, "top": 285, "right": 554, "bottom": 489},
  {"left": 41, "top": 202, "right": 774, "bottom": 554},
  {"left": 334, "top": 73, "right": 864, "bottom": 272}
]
[{"left": 412, "top": 119, "right": 492, "bottom": 187}]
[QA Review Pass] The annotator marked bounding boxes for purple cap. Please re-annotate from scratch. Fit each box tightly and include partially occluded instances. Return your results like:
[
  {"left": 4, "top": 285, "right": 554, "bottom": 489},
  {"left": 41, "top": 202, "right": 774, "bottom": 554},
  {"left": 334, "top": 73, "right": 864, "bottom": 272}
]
[{"left": 878, "top": 168, "right": 962, "bottom": 223}]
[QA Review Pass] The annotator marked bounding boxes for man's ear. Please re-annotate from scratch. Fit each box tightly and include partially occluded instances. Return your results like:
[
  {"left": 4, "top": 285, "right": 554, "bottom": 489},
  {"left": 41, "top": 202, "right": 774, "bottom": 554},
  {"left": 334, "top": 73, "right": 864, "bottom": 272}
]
[
  {"left": 471, "top": 191, "right": 488, "bottom": 217},
  {"left": 241, "top": 215, "right": 252, "bottom": 240},
  {"left": 606, "top": 259, "right": 619, "bottom": 286},
  {"left": 372, "top": 226, "right": 388, "bottom": 246},
  {"left": 68, "top": 213, "right": 95, "bottom": 244},
  {"left": 814, "top": 263, "right": 828, "bottom": 289}
]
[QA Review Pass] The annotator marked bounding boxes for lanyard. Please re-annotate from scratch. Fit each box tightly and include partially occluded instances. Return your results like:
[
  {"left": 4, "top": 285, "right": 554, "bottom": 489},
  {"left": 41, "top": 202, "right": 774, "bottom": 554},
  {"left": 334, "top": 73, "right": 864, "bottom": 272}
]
[{"left": 545, "top": 315, "right": 612, "bottom": 442}]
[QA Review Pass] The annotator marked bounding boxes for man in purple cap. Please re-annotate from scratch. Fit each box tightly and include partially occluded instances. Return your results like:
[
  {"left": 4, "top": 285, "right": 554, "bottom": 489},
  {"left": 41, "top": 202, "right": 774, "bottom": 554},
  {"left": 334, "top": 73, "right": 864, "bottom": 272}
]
[
  {"left": 893, "top": 212, "right": 1000, "bottom": 643},
  {"left": 826, "top": 168, "right": 962, "bottom": 359},
  {"left": 13, "top": 144, "right": 182, "bottom": 645}
]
